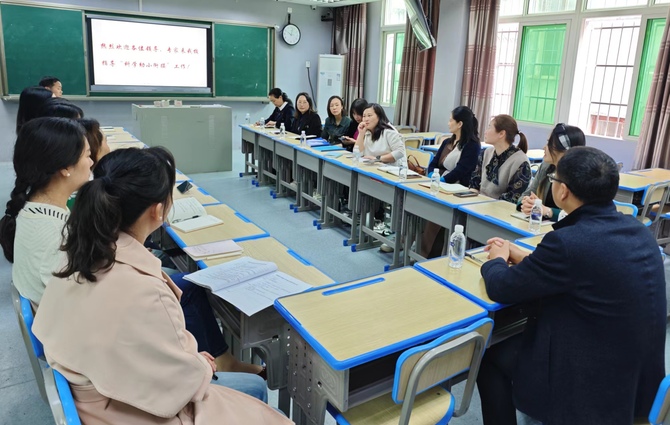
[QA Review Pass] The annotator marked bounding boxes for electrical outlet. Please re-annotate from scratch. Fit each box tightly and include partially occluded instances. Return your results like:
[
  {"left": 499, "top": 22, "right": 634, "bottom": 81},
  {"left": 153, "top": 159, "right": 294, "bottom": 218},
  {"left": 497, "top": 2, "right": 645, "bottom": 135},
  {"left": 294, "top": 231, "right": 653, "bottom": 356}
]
[{"left": 305, "top": 61, "right": 311, "bottom": 69}]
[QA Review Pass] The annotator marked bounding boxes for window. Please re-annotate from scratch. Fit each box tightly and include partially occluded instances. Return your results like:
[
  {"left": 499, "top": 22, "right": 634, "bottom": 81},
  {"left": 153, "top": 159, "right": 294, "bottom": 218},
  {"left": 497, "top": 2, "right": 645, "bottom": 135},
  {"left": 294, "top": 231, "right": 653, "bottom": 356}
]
[
  {"left": 380, "top": 0, "right": 406, "bottom": 105},
  {"left": 514, "top": 24, "right": 567, "bottom": 124},
  {"left": 493, "top": 0, "right": 669, "bottom": 137},
  {"left": 491, "top": 23, "right": 520, "bottom": 117},
  {"left": 570, "top": 16, "right": 641, "bottom": 138},
  {"left": 630, "top": 18, "right": 667, "bottom": 136}
]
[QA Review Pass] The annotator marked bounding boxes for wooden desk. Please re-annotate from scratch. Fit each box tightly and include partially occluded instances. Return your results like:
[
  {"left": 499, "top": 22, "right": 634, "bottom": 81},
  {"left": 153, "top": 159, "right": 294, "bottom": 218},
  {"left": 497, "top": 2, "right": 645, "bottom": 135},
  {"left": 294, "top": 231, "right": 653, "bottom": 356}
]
[
  {"left": 240, "top": 125, "right": 260, "bottom": 177},
  {"left": 617, "top": 173, "right": 658, "bottom": 204},
  {"left": 527, "top": 149, "right": 544, "bottom": 163},
  {"left": 257, "top": 130, "right": 278, "bottom": 187},
  {"left": 175, "top": 169, "right": 190, "bottom": 182},
  {"left": 272, "top": 133, "right": 300, "bottom": 203},
  {"left": 202, "top": 237, "right": 334, "bottom": 416},
  {"left": 165, "top": 204, "right": 267, "bottom": 248},
  {"left": 629, "top": 168, "right": 670, "bottom": 183},
  {"left": 515, "top": 234, "right": 546, "bottom": 250},
  {"left": 172, "top": 183, "right": 220, "bottom": 206},
  {"left": 352, "top": 165, "right": 429, "bottom": 269},
  {"left": 319, "top": 155, "right": 358, "bottom": 243},
  {"left": 106, "top": 133, "right": 139, "bottom": 143},
  {"left": 107, "top": 141, "right": 146, "bottom": 151},
  {"left": 459, "top": 200, "right": 552, "bottom": 245},
  {"left": 294, "top": 146, "right": 325, "bottom": 215},
  {"left": 400, "top": 182, "right": 495, "bottom": 265},
  {"left": 403, "top": 131, "right": 444, "bottom": 144},
  {"left": 275, "top": 267, "right": 486, "bottom": 425},
  {"left": 100, "top": 126, "right": 126, "bottom": 134}
]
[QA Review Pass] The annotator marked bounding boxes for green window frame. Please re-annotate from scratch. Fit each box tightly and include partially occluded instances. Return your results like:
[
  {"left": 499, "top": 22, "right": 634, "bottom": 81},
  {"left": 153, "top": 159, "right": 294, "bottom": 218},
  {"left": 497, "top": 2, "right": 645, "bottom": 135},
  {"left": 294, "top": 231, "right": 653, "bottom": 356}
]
[
  {"left": 513, "top": 24, "right": 567, "bottom": 124},
  {"left": 630, "top": 18, "right": 666, "bottom": 137}
]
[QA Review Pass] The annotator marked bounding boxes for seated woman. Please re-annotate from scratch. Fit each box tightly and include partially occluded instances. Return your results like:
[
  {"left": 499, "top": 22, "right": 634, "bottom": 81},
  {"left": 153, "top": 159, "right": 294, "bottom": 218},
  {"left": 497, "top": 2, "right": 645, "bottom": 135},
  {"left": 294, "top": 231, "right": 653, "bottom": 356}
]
[
  {"left": 15, "top": 86, "right": 53, "bottom": 134},
  {"left": 32, "top": 147, "right": 290, "bottom": 425},
  {"left": 470, "top": 114, "right": 531, "bottom": 203},
  {"left": 342, "top": 98, "right": 368, "bottom": 152},
  {"left": 355, "top": 103, "right": 406, "bottom": 167},
  {"left": 291, "top": 92, "right": 322, "bottom": 137},
  {"left": 421, "top": 106, "right": 481, "bottom": 258},
  {"left": 518, "top": 123, "right": 586, "bottom": 221},
  {"left": 265, "top": 87, "right": 295, "bottom": 130},
  {"left": 0, "top": 117, "right": 93, "bottom": 306},
  {"left": 38, "top": 97, "right": 84, "bottom": 119},
  {"left": 79, "top": 118, "right": 111, "bottom": 169},
  {"left": 322, "top": 95, "right": 351, "bottom": 145}
]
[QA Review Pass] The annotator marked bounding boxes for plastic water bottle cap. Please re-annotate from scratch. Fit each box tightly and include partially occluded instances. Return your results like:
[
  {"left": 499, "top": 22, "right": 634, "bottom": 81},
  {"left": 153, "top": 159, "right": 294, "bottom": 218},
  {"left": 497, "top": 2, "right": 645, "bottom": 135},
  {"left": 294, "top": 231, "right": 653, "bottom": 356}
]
[
  {"left": 433, "top": 169, "right": 439, "bottom": 174},
  {"left": 454, "top": 224, "right": 464, "bottom": 233},
  {"left": 534, "top": 199, "right": 542, "bottom": 207},
  {"left": 301, "top": 131, "right": 305, "bottom": 135}
]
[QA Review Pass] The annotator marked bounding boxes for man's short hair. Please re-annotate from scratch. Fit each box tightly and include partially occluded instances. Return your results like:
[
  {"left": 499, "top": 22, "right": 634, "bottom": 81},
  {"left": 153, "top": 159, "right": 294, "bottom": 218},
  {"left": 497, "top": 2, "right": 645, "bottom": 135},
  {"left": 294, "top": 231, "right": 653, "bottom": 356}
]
[
  {"left": 39, "top": 76, "right": 60, "bottom": 88},
  {"left": 556, "top": 146, "right": 619, "bottom": 204}
]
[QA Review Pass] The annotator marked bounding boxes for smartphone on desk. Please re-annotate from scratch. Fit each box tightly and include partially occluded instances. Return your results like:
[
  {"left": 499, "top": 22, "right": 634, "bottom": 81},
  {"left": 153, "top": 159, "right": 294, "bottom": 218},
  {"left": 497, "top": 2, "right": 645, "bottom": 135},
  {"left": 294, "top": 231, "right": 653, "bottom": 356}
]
[
  {"left": 453, "top": 191, "right": 478, "bottom": 198},
  {"left": 176, "top": 181, "right": 193, "bottom": 194}
]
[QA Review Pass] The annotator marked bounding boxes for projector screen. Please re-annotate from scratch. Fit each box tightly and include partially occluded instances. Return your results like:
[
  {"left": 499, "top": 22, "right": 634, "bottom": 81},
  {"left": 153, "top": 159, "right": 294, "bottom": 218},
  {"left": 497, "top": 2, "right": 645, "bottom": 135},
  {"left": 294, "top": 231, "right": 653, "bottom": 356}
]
[{"left": 87, "top": 17, "right": 212, "bottom": 94}]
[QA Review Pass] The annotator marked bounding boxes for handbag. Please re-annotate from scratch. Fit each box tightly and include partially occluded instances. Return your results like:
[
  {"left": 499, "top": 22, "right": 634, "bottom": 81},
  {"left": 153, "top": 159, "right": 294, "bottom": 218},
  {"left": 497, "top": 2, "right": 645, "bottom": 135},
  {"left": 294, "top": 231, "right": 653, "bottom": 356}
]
[{"left": 407, "top": 155, "right": 425, "bottom": 175}]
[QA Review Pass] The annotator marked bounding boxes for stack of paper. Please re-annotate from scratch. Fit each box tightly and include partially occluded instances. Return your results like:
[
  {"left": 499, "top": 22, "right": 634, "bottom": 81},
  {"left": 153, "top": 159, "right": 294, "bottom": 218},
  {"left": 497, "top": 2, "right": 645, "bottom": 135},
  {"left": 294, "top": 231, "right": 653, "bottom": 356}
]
[
  {"left": 418, "top": 181, "right": 470, "bottom": 194},
  {"left": 183, "top": 240, "right": 243, "bottom": 261},
  {"left": 378, "top": 165, "right": 422, "bottom": 178},
  {"left": 185, "top": 257, "right": 311, "bottom": 316}
]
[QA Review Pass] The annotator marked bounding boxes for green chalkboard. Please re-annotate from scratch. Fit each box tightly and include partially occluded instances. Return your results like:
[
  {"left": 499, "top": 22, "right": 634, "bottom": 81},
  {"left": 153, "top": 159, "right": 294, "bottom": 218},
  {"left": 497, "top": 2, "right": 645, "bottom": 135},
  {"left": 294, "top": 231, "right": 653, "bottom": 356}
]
[
  {"left": 1, "top": 4, "right": 87, "bottom": 95},
  {"left": 214, "top": 23, "right": 273, "bottom": 97}
]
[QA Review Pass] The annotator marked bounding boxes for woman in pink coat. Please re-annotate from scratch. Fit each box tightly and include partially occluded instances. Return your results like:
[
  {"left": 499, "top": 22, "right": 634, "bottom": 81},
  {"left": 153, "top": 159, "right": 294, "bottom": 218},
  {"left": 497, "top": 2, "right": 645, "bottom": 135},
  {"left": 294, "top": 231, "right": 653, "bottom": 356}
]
[{"left": 33, "top": 147, "right": 292, "bottom": 425}]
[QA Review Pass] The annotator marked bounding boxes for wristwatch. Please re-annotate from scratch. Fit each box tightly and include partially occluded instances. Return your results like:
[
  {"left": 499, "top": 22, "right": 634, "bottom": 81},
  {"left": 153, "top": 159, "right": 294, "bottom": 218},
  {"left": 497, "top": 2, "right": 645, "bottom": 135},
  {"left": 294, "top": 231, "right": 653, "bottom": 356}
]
[{"left": 376, "top": 155, "right": 381, "bottom": 161}]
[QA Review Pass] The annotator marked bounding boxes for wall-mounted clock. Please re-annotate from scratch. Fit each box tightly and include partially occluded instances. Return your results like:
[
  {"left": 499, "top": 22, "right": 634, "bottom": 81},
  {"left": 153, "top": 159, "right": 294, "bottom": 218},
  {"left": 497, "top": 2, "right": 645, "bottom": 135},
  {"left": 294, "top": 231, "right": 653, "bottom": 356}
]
[{"left": 282, "top": 23, "right": 301, "bottom": 46}]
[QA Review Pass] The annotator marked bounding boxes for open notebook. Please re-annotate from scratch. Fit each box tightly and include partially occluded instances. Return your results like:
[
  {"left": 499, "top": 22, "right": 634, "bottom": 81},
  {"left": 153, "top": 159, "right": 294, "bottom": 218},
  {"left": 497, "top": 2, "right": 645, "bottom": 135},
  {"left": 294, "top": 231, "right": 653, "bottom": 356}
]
[
  {"left": 418, "top": 181, "right": 470, "bottom": 194},
  {"left": 183, "top": 240, "right": 243, "bottom": 261},
  {"left": 168, "top": 197, "right": 223, "bottom": 233},
  {"left": 377, "top": 165, "right": 422, "bottom": 178},
  {"left": 184, "top": 257, "right": 311, "bottom": 316}
]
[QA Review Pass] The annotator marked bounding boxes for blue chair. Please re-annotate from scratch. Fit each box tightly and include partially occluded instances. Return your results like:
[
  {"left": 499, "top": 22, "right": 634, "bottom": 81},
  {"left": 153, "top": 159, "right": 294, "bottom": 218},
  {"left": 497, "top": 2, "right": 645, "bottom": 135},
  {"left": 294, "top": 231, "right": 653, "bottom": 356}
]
[
  {"left": 328, "top": 318, "right": 493, "bottom": 425},
  {"left": 53, "top": 369, "right": 82, "bottom": 425},
  {"left": 613, "top": 200, "right": 639, "bottom": 217},
  {"left": 637, "top": 375, "right": 670, "bottom": 424}
]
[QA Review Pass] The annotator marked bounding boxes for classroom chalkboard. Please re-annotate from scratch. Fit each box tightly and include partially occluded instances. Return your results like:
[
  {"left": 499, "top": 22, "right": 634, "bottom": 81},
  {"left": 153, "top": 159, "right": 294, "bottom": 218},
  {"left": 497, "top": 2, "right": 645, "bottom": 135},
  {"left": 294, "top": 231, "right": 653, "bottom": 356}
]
[
  {"left": 214, "top": 23, "right": 273, "bottom": 98},
  {"left": 1, "top": 4, "right": 87, "bottom": 95},
  {"left": 0, "top": 3, "right": 274, "bottom": 98}
]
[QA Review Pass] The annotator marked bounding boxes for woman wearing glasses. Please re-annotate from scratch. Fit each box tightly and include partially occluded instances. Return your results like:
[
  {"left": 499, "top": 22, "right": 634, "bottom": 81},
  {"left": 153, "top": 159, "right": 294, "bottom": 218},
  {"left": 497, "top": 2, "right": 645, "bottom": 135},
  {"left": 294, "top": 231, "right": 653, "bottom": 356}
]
[{"left": 518, "top": 124, "right": 586, "bottom": 220}]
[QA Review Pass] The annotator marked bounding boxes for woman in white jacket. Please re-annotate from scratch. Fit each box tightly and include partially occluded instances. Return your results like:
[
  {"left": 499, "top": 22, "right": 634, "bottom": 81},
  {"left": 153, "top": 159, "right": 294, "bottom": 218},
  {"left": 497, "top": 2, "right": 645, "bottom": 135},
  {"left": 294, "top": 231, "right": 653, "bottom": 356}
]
[{"left": 354, "top": 103, "right": 407, "bottom": 168}]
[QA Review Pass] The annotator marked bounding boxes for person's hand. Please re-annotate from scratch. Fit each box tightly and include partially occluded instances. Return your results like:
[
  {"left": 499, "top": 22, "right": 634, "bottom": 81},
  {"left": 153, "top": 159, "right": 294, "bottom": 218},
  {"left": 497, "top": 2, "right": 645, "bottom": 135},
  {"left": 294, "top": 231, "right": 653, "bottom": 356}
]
[
  {"left": 266, "top": 121, "right": 276, "bottom": 127},
  {"left": 521, "top": 192, "right": 538, "bottom": 215},
  {"left": 358, "top": 122, "right": 366, "bottom": 131},
  {"left": 199, "top": 351, "right": 217, "bottom": 373},
  {"left": 341, "top": 136, "right": 356, "bottom": 145},
  {"left": 484, "top": 237, "right": 510, "bottom": 262},
  {"left": 507, "top": 243, "right": 529, "bottom": 265}
]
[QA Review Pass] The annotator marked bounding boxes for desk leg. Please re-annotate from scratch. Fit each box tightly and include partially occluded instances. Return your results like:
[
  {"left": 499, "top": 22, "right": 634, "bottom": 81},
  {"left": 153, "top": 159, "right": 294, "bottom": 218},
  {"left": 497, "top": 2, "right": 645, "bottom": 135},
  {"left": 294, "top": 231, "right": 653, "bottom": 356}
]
[
  {"left": 278, "top": 388, "right": 291, "bottom": 417},
  {"left": 390, "top": 188, "right": 403, "bottom": 269}
]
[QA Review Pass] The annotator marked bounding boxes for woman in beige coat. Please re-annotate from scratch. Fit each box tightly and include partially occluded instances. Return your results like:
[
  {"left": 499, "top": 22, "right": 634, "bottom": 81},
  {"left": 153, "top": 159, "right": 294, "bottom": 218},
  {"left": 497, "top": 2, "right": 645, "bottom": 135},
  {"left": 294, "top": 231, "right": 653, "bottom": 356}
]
[{"left": 33, "top": 147, "right": 292, "bottom": 425}]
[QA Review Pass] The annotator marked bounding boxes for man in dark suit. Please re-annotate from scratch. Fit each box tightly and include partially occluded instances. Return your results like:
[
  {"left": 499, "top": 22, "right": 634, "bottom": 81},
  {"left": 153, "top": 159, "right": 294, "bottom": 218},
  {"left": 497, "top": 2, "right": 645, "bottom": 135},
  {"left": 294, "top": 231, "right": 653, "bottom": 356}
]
[{"left": 476, "top": 146, "right": 666, "bottom": 425}]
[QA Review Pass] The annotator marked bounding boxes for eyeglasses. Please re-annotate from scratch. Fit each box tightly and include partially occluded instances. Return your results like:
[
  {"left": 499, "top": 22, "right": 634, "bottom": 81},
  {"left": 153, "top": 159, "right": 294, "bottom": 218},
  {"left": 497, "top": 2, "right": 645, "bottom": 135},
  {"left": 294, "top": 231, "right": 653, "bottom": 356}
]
[{"left": 547, "top": 172, "right": 569, "bottom": 189}]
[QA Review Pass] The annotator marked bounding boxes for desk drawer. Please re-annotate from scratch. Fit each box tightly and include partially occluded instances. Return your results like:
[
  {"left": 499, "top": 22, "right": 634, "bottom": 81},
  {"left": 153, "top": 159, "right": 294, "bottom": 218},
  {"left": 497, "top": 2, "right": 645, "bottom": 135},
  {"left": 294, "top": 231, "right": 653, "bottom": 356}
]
[
  {"left": 358, "top": 174, "right": 395, "bottom": 204},
  {"left": 275, "top": 142, "right": 294, "bottom": 160},
  {"left": 297, "top": 151, "right": 320, "bottom": 172},
  {"left": 323, "top": 161, "right": 352, "bottom": 185},
  {"left": 404, "top": 191, "right": 455, "bottom": 228}
]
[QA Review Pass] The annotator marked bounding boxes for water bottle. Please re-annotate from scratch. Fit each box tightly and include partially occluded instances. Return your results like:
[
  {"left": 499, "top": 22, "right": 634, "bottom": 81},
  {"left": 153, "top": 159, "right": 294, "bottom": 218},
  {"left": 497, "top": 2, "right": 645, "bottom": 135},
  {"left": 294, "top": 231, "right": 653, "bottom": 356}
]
[
  {"left": 398, "top": 165, "right": 407, "bottom": 181},
  {"left": 352, "top": 145, "right": 361, "bottom": 167},
  {"left": 279, "top": 123, "right": 286, "bottom": 135},
  {"left": 529, "top": 199, "right": 543, "bottom": 234},
  {"left": 430, "top": 168, "right": 440, "bottom": 196},
  {"left": 245, "top": 113, "right": 250, "bottom": 125},
  {"left": 300, "top": 131, "right": 307, "bottom": 147},
  {"left": 449, "top": 224, "right": 466, "bottom": 269},
  {"left": 258, "top": 117, "right": 265, "bottom": 128}
]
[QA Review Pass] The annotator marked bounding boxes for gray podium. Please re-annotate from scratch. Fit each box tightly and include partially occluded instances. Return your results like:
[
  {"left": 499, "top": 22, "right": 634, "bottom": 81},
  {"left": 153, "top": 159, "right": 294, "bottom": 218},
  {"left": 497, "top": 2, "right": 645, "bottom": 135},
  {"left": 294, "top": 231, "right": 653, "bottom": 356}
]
[{"left": 132, "top": 104, "right": 232, "bottom": 174}]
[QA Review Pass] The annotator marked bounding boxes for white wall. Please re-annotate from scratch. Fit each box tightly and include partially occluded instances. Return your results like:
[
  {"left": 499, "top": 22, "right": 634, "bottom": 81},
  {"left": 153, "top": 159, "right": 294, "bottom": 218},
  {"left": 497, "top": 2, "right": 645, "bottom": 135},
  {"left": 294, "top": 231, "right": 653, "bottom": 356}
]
[{"left": 0, "top": 0, "right": 333, "bottom": 161}]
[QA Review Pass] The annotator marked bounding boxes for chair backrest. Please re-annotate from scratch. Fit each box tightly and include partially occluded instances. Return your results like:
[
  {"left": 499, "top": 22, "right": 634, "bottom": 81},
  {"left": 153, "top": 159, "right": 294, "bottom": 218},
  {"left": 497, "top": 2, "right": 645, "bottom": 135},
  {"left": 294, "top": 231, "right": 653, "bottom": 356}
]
[
  {"left": 613, "top": 200, "right": 639, "bottom": 216},
  {"left": 649, "top": 375, "right": 670, "bottom": 425},
  {"left": 406, "top": 147, "right": 432, "bottom": 168},
  {"left": 403, "top": 137, "right": 422, "bottom": 150},
  {"left": 396, "top": 125, "right": 416, "bottom": 134},
  {"left": 435, "top": 133, "right": 452, "bottom": 147},
  {"left": 640, "top": 182, "right": 670, "bottom": 224},
  {"left": 53, "top": 369, "right": 82, "bottom": 425},
  {"left": 10, "top": 281, "right": 48, "bottom": 403},
  {"left": 392, "top": 318, "right": 494, "bottom": 423}
]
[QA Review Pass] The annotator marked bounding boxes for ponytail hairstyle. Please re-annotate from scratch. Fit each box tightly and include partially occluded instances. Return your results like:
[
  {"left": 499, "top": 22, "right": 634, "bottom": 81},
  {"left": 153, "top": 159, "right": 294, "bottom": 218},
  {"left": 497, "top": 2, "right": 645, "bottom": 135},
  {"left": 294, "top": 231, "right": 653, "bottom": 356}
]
[
  {"left": 79, "top": 118, "right": 104, "bottom": 168},
  {"left": 450, "top": 106, "right": 480, "bottom": 149},
  {"left": 365, "top": 103, "right": 394, "bottom": 142},
  {"left": 38, "top": 98, "right": 84, "bottom": 120},
  {"left": 0, "top": 117, "right": 86, "bottom": 262},
  {"left": 268, "top": 87, "right": 292, "bottom": 105},
  {"left": 16, "top": 86, "right": 53, "bottom": 134},
  {"left": 55, "top": 147, "right": 176, "bottom": 283},
  {"left": 491, "top": 114, "right": 528, "bottom": 153}
]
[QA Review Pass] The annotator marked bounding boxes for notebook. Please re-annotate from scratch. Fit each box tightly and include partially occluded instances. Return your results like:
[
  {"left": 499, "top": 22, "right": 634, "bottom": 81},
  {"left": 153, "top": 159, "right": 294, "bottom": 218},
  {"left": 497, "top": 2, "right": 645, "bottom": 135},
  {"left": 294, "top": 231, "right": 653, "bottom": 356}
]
[
  {"left": 307, "top": 138, "right": 329, "bottom": 147},
  {"left": 313, "top": 145, "right": 346, "bottom": 152},
  {"left": 184, "top": 257, "right": 311, "bottom": 316},
  {"left": 418, "top": 181, "right": 470, "bottom": 194},
  {"left": 183, "top": 240, "right": 243, "bottom": 261},
  {"left": 168, "top": 197, "right": 223, "bottom": 233},
  {"left": 377, "top": 165, "right": 422, "bottom": 178},
  {"left": 291, "top": 134, "right": 317, "bottom": 140},
  {"left": 510, "top": 211, "right": 553, "bottom": 226}
]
